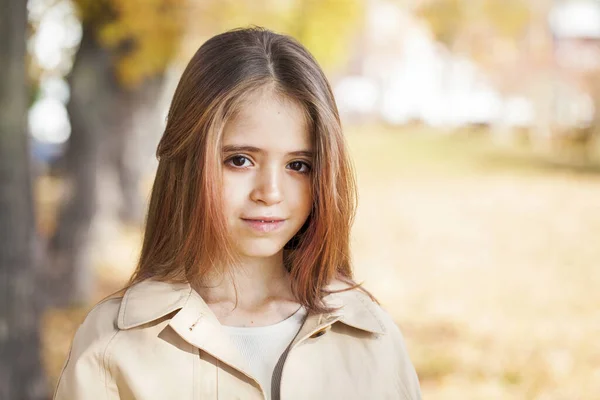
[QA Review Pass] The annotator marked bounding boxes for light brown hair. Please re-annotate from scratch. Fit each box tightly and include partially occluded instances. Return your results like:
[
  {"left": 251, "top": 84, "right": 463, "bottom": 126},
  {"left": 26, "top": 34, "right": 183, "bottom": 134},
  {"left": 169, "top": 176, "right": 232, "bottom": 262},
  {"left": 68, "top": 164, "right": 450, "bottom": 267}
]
[{"left": 126, "top": 26, "right": 368, "bottom": 312}]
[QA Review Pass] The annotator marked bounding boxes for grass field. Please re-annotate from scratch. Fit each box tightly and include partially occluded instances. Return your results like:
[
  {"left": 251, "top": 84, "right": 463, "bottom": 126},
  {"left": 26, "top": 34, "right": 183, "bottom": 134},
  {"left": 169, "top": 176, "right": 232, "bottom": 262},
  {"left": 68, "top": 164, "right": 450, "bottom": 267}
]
[
  {"left": 42, "top": 125, "right": 600, "bottom": 399},
  {"left": 347, "top": 125, "right": 600, "bottom": 399}
]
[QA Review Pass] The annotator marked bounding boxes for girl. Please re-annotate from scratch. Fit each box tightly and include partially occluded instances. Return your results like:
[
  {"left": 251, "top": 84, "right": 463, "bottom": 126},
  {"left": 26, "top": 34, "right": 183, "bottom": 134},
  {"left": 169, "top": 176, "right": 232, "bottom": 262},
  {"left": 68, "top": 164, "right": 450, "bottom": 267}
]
[{"left": 54, "top": 27, "right": 422, "bottom": 400}]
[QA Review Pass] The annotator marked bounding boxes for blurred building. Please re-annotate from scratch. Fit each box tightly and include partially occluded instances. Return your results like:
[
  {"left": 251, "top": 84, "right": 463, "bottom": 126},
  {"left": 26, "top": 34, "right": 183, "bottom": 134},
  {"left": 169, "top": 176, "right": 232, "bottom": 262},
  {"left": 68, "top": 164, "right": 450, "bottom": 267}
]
[
  {"left": 334, "top": 0, "right": 600, "bottom": 133},
  {"left": 549, "top": 0, "right": 600, "bottom": 128},
  {"left": 334, "top": 0, "right": 516, "bottom": 128}
]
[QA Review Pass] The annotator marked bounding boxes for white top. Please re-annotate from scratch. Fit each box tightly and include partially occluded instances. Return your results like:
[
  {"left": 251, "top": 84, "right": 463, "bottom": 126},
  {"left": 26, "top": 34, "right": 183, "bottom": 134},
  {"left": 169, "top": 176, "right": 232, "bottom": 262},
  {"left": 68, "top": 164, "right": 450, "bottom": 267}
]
[{"left": 222, "top": 306, "right": 307, "bottom": 400}]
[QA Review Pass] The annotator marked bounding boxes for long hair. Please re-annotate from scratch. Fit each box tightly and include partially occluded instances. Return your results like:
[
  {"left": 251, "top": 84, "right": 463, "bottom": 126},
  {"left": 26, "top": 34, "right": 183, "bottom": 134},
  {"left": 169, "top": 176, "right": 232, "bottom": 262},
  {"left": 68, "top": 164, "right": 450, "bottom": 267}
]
[{"left": 125, "top": 26, "right": 366, "bottom": 313}]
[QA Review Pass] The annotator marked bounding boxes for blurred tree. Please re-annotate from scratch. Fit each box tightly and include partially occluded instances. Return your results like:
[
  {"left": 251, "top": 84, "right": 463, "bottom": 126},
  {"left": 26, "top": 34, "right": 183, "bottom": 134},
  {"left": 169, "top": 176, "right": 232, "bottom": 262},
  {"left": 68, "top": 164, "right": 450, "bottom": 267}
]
[
  {"left": 0, "top": 0, "right": 47, "bottom": 398},
  {"left": 415, "top": 0, "right": 463, "bottom": 47},
  {"left": 47, "top": 0, "right": 186, "bottom": 306},
  {"left": 418, "top": 0, "right": 595, "bottom": 158},
  {"left": 417, "top": 0, "right": 530, "bottom": 67},
  {"left": 188, "top": 0, "right": 364, "bottom": 72}
]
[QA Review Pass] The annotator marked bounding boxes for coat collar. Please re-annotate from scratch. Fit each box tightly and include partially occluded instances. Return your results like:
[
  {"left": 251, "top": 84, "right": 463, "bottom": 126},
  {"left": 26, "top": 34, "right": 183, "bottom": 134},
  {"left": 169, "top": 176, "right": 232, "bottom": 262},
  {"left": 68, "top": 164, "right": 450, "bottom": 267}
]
[{"left": 116, "top": 279, "right": 386, "bottom": 335}]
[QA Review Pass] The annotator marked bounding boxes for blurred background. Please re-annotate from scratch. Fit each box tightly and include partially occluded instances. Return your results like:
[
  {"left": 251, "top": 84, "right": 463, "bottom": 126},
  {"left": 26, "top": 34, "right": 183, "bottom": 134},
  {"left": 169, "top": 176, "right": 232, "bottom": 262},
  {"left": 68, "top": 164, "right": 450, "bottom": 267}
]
[{"left": 2, "top": 0, "right": 600, "bottom": 398}]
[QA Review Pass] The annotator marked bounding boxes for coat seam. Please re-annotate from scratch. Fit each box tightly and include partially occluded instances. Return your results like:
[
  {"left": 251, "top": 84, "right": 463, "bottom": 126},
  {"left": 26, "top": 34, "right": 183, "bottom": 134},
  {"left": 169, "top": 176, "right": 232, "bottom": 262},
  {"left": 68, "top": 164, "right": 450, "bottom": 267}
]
[
  {"left": 355, "top": 294, "right": 387, "bottom": 333},
  {"left": 102, "top": 329, "right": 122, "bottom": 399},
  {"left": 216, "top": 358, "right": 220, "bottom": 400},
  {"left": 192, "top": 346, "right": 196, "bottom": 400},
  {"left": 119, "top": 288, "right": 130, "bottom": 328},
  {"left": 52, "top": 341, "right": 73, "bottom": 399},
  {"left": 396, "top": 377, "right": 413, "bottom": 400}
]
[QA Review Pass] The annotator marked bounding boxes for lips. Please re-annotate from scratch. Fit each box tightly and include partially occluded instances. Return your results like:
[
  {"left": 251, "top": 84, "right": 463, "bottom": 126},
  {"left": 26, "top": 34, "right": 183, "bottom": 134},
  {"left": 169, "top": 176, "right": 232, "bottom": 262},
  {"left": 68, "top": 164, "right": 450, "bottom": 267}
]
[
  {"left": 241, "top": 217, "right": 286, "bottom": 233},
  {"left": 243, "top": 217, "right": 285, "bottom": 222}
]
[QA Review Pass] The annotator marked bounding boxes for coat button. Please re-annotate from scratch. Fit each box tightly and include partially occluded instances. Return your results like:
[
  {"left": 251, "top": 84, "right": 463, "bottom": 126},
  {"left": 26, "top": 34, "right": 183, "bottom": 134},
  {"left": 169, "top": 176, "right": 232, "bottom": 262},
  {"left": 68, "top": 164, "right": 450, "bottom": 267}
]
[
  {"left": 189, "top": 314, "right": 203, "bottom": 331},
  {"left": 310, "top": 326, "right": 330, "bottom": 339}
]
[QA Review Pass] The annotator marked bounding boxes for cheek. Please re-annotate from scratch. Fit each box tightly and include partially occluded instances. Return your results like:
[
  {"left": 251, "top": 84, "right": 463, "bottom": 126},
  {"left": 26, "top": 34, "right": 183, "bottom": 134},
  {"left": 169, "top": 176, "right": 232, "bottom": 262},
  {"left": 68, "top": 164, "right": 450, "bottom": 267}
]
[
  {"left": 222, "top": 172, "right": 248, "bottom": 212},
  {"left": 222, "top": 173, "right": 234, "bottom": 198}
]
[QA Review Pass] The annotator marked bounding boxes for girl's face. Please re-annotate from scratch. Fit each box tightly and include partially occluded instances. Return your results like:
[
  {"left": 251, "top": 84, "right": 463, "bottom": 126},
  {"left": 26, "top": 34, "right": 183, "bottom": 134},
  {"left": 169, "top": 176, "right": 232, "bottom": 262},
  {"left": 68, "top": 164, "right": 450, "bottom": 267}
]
[{"left": 221, "top": 90, "right": 313, "bottom": 261}]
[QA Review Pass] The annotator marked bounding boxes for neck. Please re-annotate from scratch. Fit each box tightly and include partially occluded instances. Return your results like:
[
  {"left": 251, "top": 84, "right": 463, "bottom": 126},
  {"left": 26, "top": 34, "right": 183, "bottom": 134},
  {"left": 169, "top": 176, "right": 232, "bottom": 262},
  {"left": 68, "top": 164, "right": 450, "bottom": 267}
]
[{"left": 194, "top": 251, "right": 295, "bottom": 309}]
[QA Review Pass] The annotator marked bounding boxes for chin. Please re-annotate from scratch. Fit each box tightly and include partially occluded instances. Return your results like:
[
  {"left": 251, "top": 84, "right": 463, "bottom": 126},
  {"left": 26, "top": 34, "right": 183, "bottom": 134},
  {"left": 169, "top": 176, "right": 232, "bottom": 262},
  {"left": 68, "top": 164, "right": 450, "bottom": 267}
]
[{"left": 235, "top": 240, "right": 286, "bottom": 259}]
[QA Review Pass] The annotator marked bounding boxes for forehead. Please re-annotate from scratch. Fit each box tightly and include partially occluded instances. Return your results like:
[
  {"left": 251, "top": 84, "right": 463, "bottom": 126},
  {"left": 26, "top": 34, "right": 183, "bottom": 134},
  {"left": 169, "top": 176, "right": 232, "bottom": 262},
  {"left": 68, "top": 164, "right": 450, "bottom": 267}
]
[{"left": 222, "top": 90, "right": 312, "bottom": 150}]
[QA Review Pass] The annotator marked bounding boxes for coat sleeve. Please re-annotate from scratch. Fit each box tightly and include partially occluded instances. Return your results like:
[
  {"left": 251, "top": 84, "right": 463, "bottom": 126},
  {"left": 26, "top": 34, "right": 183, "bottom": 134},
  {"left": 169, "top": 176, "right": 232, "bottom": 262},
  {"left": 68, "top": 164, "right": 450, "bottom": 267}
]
[
  {"left": 373, "top": 304, "right": 422, "bottom": 400},
  {"left": 53, "top": 299, "right": 122, "bottom": 400},
  {"left": 389, "top": 321, "right": 422, "bottom": 400}
]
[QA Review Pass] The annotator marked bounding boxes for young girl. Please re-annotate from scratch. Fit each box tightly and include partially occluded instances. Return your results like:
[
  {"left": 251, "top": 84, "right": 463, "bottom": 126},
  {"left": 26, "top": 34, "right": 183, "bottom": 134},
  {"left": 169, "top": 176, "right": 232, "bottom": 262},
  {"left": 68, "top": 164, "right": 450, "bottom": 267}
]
[{"left": 54, "top": 27, "right": 422, "bottom": 400}]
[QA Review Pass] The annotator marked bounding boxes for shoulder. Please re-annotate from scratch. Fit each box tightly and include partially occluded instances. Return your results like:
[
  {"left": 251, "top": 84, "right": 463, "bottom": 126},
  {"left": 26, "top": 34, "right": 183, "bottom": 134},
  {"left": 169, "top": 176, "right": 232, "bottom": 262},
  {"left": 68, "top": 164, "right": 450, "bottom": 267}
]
[
  {"left": 324, "top": 279, "right": 404, "bottom": 336},
  {"left": 69, "top": 296, "right": 122, "bottom": 354},
  {"left": 368, "top": 300, "right": 422, "bottom": 400},
  {"left": 327, "top": 282, "right": 422, "bottom": 400},
  {"left": 71, "top": 296, "right": 122, "bottom": 351},
  {"left": 54, "top": 297, "right": 122, "bottom": 399}
]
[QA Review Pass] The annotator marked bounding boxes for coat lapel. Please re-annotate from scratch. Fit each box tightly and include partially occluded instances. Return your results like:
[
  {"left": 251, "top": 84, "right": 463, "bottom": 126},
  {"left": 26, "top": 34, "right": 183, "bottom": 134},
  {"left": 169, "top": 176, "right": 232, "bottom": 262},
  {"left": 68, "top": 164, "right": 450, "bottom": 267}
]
[
  {"left": 167, "top": 289, "right": 261, "bottom": 386},
  {"left": 117, "top": 279, "right": 259, "bottom": 387},
  {"left": 116, "top": 278, "right": 387, "bottom": 375}
]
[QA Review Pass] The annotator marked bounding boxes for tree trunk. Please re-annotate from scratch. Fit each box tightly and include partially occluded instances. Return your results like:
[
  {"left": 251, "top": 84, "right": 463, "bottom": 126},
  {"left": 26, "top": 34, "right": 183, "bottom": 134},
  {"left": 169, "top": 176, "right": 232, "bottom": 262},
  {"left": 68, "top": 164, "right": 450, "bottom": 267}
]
[
  {"left": 46, "top": 26, "right": 106, "bottom": 307},
  {"left": 0, "top": 0, "right": 48, "bottom": 398},
  {"left": 114, "top": 76, "right": 164, "bottom": 226},
  {"left": 46, "top": 25, "right": 165, "bottom": 306}
]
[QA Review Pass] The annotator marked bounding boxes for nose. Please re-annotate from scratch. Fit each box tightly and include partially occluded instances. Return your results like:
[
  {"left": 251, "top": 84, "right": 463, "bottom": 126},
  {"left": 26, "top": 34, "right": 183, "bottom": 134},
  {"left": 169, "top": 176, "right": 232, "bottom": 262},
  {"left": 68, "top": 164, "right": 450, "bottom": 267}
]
[{"left": 250, "top": 165, "right": 283, "bottom": 205}]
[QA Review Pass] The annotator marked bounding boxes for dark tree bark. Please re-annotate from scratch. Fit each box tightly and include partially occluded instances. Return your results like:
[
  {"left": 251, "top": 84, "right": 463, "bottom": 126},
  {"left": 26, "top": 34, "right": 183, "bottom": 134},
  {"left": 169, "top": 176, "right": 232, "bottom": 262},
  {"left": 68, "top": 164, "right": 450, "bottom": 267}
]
[
  {"left": 46, "top": 24, "right": 164, "bottom": 306},
  {"left": 46, "top": 26, "right": 107, "bottom": 307},
  {"left": 0, "top": 0, "right": 48, "bottom": 398},
  {"left": 115, "top": 77, "right": 164, "bottom": 226}
]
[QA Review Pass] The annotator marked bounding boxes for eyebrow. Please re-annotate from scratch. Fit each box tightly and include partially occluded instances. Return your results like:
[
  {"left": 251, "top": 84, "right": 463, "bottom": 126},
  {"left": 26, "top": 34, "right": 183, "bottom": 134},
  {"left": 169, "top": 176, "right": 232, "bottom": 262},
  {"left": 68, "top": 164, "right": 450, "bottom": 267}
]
[{"left": 222, "top": 145, "right": 313, "bottom": 157}]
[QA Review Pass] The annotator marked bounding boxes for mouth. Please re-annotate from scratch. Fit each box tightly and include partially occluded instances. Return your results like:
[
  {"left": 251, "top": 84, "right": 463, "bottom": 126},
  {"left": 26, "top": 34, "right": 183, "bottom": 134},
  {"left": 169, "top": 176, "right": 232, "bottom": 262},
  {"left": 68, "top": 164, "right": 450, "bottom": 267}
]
[{"left": 241, "top": 217, "right": 286, "bottom": 233}]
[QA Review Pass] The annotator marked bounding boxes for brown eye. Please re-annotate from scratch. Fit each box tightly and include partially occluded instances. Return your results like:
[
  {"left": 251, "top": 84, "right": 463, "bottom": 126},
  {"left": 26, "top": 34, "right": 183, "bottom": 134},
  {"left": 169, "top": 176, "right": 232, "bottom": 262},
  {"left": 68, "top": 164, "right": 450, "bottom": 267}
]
[
  {"left": 287, "top": 161, "right": 311, "bottom": 173},
  {"left": 226, "top": 155, "right": 252, "bottom": 168}
]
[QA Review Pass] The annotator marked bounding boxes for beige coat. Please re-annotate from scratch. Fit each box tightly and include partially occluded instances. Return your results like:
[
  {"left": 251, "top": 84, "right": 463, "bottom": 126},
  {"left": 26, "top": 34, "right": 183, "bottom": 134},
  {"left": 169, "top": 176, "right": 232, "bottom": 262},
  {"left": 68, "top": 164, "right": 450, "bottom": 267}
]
[{"left": 54, "top": 279, "right": 421, "bottom": 400}]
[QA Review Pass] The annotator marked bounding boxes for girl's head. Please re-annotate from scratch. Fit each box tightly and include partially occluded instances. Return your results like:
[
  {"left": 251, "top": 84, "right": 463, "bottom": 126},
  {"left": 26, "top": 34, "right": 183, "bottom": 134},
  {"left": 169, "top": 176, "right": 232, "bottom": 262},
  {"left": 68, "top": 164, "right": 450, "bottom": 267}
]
[{"left": 129, "top": 27, "right": 358, "bottom": 312}]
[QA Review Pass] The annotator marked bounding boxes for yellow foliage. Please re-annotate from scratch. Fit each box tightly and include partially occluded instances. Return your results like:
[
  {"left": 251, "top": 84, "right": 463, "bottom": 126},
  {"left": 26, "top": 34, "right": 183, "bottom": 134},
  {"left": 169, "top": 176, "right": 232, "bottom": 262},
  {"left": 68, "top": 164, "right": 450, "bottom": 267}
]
[
  {"left": 72, "top": 0, "right": 364, "bottom": 86},
  {"left": 417, "top": 0, "right": 463, "bottom": 46},
  {"left": 72, "top": 0, "right": 187, "bottom": 87},
  {"left": 418, "top": 0, "right": 531, "bottom": 47},
  {"left": 195, "top": 0, "right": 364, "bottom": 72},
  {"left": 293, "top": 0, "right": 363, "bottom": 72},
  {"left": 482, "top": 0, "right": 530, "bottom": 39}
]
